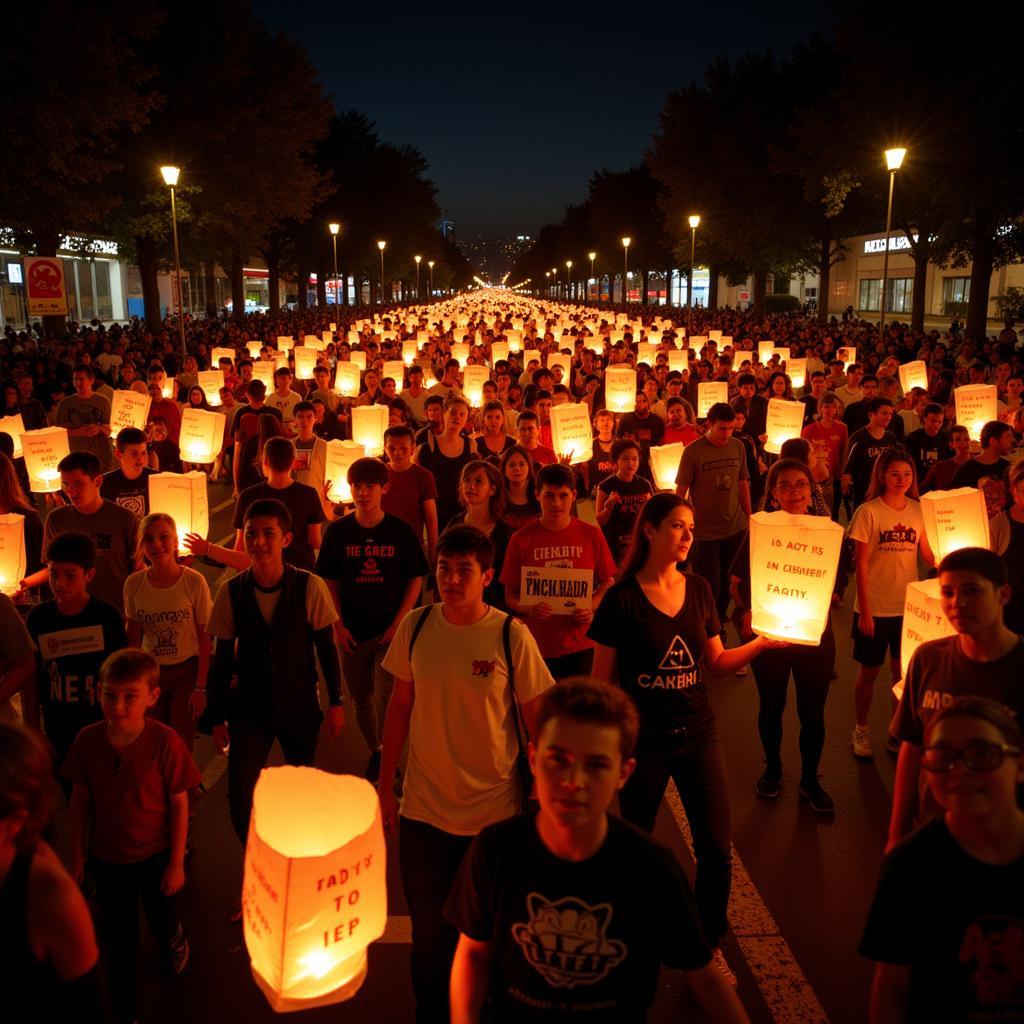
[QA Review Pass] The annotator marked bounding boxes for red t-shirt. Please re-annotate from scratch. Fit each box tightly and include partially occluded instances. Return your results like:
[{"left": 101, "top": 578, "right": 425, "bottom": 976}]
[
  {"left": 63, "top": 719, "right": 201, "bottom": 863},
  {"left": 148, "top": 398, "right": 182, "bottom": 443},
  {"left": 525, "top": 444, "right": 557, "bottom": 467},
  {"left": 663, "top": 424, "right": 702, "bottom": 446},
  {"left": 501, "top": 518, "right": 617, "bottom": 658},
  {"left": 802, "top": 420, "right": 848, "bottom": 479},
  {"left": 383, "top": 464, "right": 438, "bottom": 540}
]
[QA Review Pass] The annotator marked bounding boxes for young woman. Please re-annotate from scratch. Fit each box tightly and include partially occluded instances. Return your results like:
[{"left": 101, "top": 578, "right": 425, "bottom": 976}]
[
  {"left": 848, "top": 447, "right": 935, "bottom": 760},
  {"left": 123, "top": 513, "right": 212, "bottom": 752},
  {"left": 589, "top": 493, "right": 784, "bottom": 980},
  {"left": 185, "top": 385, "right": 211, "bottom": 412},
  {"left": 767, "top": 371, "right": 794, "bottom": 402},
  {"left": 730, "top": 458, "right": 840, "bottom": 813},
  {"left": 414, "top": 394, "right": 477, "bottom": 530},
  {"left": 778, "top": 436, "right": 832, "bottom": 516},
  {"left": 498, "top": 444, "right": 540, "bottom": 531},
  {"left": 585, "top": 408, "right": 616, "bottom": 494},
  {"left": 861, "top": 697, "right": 1024, "bottom": 1022},
  {"left": 473, "top": 400, "right": 517, "bottom": 464},
  {"left": 595, "top": 438, "right": 653, "bottom": 564}
]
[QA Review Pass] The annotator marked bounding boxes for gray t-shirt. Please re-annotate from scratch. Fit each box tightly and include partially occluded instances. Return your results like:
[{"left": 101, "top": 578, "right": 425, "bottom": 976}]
[
  {"left": 55, "top": 393, "right": 112, "bottom": 470},
  {"left": 674, "top": 435, "right": 750, "bottom": 540}
]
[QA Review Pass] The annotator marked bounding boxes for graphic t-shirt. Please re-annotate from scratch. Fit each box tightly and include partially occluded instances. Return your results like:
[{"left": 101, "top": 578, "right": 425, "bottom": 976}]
[
  {"left": 382, "top": 464, "right": 438, "bottom": 541},
  {"left": 844, "top": 427, "right": 899, "bottom": 505},
  {"left": 802, "top": 420, "right": 848, "bottom": 480},
  {"left": 952, "top": 457, "right": 1011, "bottom": 491},
  {"left": 501, "top": 519, "right": 617, "bottom": 659},
  {"left": 860, "top": 816, "right": 1024, "bottom": 1023},
  {"left": 233, "top": 480, "right": 326, "bottom": 571},
  {"left": 445, "top": 813, "right": 711, "bottom": 1021},
  {"left": 55, "top": 393, "right": 112, "bottom": 469},
  {"left": 596, "top": 475, "right": 653, "bottom": 561},
  {"left": 587, "top": 440, "right": 616, "bottom": 495},
  {"left": 291, "top": 435, "right": 326, "bottom": 492},
  {"left": 588, "top": 573, "right": 720, "bottom": 734},
  {"left": 265, "top": 389, "right": 301, "bottom": 427},
  {"left": 847, "top": 496, "right": 925, "bottom": 616},
  {"left": 123, "top": 567, "right": 212, "bottom": 665},
  {"left": 674, "top": 436, "right": 750, "bottom": 541},
  {"left": 904, "top": 428, "right": 951, "bottom": 483},
  {"left": 314, "top": 512, "right": 429, "bottom": 641},
  {"left": 100, "top": 467, "right": 155, "bottom": 518}
]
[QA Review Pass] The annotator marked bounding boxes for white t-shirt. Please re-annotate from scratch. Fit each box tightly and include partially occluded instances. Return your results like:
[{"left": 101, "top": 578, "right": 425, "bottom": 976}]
[
  {"left": 266, "top": 389, "right": 301, "bottom": 426},
  {"left": 382, "top": 605, "right": 554, "bottom": 836},
  {"left": 123, "top": 566, "right": 213, "bottom": 665},
  {"left": 206, "top": 570, "right": 338, "bottom": 638},
  {"left": 847, "top": 496, "right": 926, "bottom": 617}
]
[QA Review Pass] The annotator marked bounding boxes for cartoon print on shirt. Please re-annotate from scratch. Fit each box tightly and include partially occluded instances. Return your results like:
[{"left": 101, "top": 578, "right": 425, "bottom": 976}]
[
  {"left": 959, "top": 914, "right": 1024, "bottom": 1011},
  {"left": 658, "top": 635, "right": 696, "bottom": 672},
  {"left": 511, "top": 893, "right": 627, "bottom": 989}
]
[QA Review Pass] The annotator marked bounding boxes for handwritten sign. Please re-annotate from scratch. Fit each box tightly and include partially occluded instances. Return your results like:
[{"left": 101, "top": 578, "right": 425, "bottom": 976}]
[
  {"left": 920, "top": 487, "right": 991, "bottom": 561},
  {"left": 520, "top": 566, "right": 593, "bottom": 614},
  {"left": 462, "top": 365, "right": 488, "bottom": 407},
  {"left": 381, "top": 361, "right": 405, "bottom": 393},
  {"left": 211, "top": 346, "right": 236, "bottom": 366},
  {"left": 0, "top": 513, "right": 26, "bottom": 594},
  {"left": 954, "top": 384, "right": 997, "bottom": 441},
  {"left": 764, "top": 399, "right": 806, "bottom": 454},
  {"left": 294, "top": 347, "right": 318, "bottom": 379},
  {"left": 20, "top": 427, "right": 70, "bottom": 493},
  {"left": 108, "top": 391, "right": 151, "bottom": 435},
  {"left": 786, "top": 358, "right": 807, "bottom": 389},
  {"left": 894, "top": 579, "right": 957, "bottom": 700},
  {"left": 898, "top": 360, "right": 928, "bottom": 394},
  {"left": 604, "top": 367, "right": 636, "bottom": 414},
  {"left": 323, "top": 441, "right": 365, "bottom": 503},
  {"left": 697, "top": 381, "right": 728, "bottom": 419},
  {"left": 550, "top": 403, "right": 594, "bottom": 464},
  {"left": 179, "top": 408, "right": 226, "bottom": 464},
  {"left": 148, "top": 471, "right": 209, "bottom": 544},
  {"left": 198, "top": 370, "right": 224, "bottom": 405}
]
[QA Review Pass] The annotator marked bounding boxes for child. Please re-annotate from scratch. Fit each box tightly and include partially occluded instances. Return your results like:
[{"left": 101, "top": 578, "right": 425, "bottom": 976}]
[
  {"left": 147, "top": 416, "right": 182, "bottom": 473},
  {"left": 64, "top": 648, "right": 200, "bottom": 1024},
  {"left": 380, "top": 424, "right": 439, "bottom": 560},
  {"left": 595, "top": 438, "right": 653, "bottom": 563},
  {"left": 24, "top": 533, "right": 128, "bottom": 788},
  {"left": 445, "top": 678, "right": 748, "bottom": 1023}
]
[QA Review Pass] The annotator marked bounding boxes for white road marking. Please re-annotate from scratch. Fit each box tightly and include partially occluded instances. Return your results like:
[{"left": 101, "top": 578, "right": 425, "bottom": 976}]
[{"left": 211, "top": 497, "right": 236, "bottom": 514}]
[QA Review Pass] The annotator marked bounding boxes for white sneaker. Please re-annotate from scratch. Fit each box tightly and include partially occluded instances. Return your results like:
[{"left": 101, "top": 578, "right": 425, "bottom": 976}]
[
  {"left": 851, "top": 725, "right": 872, "bottom": 760},
  {"left": 711, "top": 947, "right": 737, "bottom": 987}
]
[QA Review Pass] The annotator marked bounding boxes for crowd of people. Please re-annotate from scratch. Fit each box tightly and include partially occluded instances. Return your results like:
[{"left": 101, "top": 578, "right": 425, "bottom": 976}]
[{"left": 0, "top": 294, "right": 1022, "bottom": 1023}]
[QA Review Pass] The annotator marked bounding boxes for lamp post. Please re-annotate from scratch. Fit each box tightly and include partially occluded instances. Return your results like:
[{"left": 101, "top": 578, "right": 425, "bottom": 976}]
[
  {"left": 160, "top": 166, "right": 187, "bottom": 355},
  {"left": 879, "top": 147, "right": 907, "bottom": 337},
  {"left": 377, "top": 240, "right": 386, "bottom": 305},
  {"left": 687, "top": 214, "right": 700, "bottom": 333},
  {"left": 545, "top": 270, "right": 551, "bottom": 298},
  {"left": 414, "top": 255, "right": 422, "bottom": 300},
  {"left": 565, "top": 260, "right": 573, "bottom": 301},
  {"left": 588, "top": 251, "right": 596, "bottom": 302},
  {"left": 621, "top": 237, "right": 631, "bottom": 304},
  {"left": 329, "top": 223, "right": 340, "bottom": 311},
  {"left": 427, "top": 260, "right": 435, "bottom": 297}
]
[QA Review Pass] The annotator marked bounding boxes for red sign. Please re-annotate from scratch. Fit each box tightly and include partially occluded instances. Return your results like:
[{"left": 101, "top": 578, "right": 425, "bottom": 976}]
[{"left": 24, "top": 257, "right": 68, "bottom": 315}]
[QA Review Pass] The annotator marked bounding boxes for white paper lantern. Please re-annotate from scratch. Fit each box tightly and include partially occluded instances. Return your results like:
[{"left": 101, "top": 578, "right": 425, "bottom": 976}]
[
  {"left": 292, "top": 347, "right": 318, "bottom": 380},
  {"left": 246, "top": 341, "right": 264, "bottom": 359},
  {"left": 898, "top": 360, "right": 929, "bottom": 394},
  {"left": 522, "top": 349, "right": 541, "bottom": 369},
  {"left": 349, "top": 351, "right": 367, "bottom": 371},
  {"left": 708, "top": 330, "right": 723, "bottom": 342},
  {"left": 147, "top": 471, "right": 209, "bottom": 546},
  {"left": 277, "top": 336, "right": 295, "bottom": 352},
  {"left": 549, "top": 403, "right": 593, "bottom": 464},
  {"left": 954, "top": 384, "right": 998, "bottom": 441},
  {"left": 0, "top": 514, "right": 27, "bottom": 595},
  {"left": 636, "top": 343, "right": 657, "bottom": 366},
  {"left": 351, "top": 406, "right": 387, "bottom": 456},
  {"left": 179, "top": 408, "right": 226, "bottom": 465},
  {"left": 462, "top": 366, "right": 488, "bottom": 408},
  {"left": 758, "top": 341, "right": 775, "bottom": 362},
  {"left": 243, "top": 767, "right": 387, "bottom": 1013},
  {"left": 773, "top": 347, "right": 791, "bottom": 364},
  {"left": 506, "top": 332, "right": 523, "bottom": 353},
  {"left": 697, "top": 381, "right": 729, "bottom": 419},
  {"left": 764, "top": 399, "right": 806, "bottom": 454},
  {"left": 274, "top": 352, "right": 290, "bottom": 370},
  {"left": 0, "top": 414, "right": 26, "bottom": 458},
  {"left": 921, "top": 487, "right": 991, "bottom": 561},
  {"left": 161, "top": 379, "right": 175, "bottom": 400},
  {"left": 252, "top": 362, "right": 275, "bottom": 392},
  {"left": 689, "top": 335, "right": 708, "bottom": 349},
  {"left": 20, "top": 427, "right": 70, "bottom": 493},
  {"left": 748, "top": 510, "right": 845, "bottom": 644},
  {"left": 667, "top": 351, "right": 688, "bottom": 374},
  {"left": 604, "top": 367, "right": 637, "bottom": 414},
  {"left": 786, "top": 358, "right": 807, "bottom": 390},
  {"left": 402, "top": 341, "right": 418, "bottom": 366},
  {"left": 323, "top": 440, "right": 366, "bottom": 503},
  {"left": 649, "top": 442, "right": 686, "bottom": 491},
  {"left": 198, "top": 370, "right": 224, "bottom": 406},
  {"left": 108, "top": 392, "right": 151, "bottom": 438},
  {"left": 303, "top": 335, "right": 320, "bottom": 349},
  {"left": 334, "top": 364, "right": 361, "bottom": 398},
  {"left": 381, "top": 361, "right": 405, "bottom": 393},
  {"left": 490, "top": 341, "right": 509, "bottom": 366},
  {"left": 211, "top": 347, "right": 235, "bottom": 367},
  {"left": 451, "top": 343, "right": 470, "bottom": 368},
  {"left": 837, "top": 347, "right": 856, "bottom": 371},
  {"left": 720, "top": 335, "right": 733, "bottom": 347},
  {"left": 329, "top": 323, "right": 337, "bottom": 333},
  {"left": 322, "top": 331, "right": 333, "bottom": 346},
  {"left": 894, "top": 579, "right": 957, "bottom": 700}
]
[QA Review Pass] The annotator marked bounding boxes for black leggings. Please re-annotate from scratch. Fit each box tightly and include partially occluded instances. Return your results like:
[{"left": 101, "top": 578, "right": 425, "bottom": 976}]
[{"left": 751, "top": 619, "right": 835, "bottom": 781}]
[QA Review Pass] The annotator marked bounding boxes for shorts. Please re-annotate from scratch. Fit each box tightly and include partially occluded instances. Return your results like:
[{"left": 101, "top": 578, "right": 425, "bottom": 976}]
[{"left": 851, "top": 613, "right": 903, "bottom": 668}]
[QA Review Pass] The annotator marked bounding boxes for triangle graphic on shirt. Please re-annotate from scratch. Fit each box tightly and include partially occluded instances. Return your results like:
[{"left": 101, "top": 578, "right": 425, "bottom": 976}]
[{"left": 658, "top": 635, "right": 695, "bottom": 672}]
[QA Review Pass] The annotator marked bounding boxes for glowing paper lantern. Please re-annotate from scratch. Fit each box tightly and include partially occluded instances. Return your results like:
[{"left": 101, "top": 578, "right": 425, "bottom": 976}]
[
  {"left": 349, "top": 351, "right": 367, "bottom": 371},
  {"left": 773, "top": 347, "right": 790, "bottom": 364},
  {"left": 211, "top": 347, "right": 235, "bottom": 366},
  {"left": 274, "top": 353, "right": 289, "bottom": 371},
  {"left": 147, "top": 471, "right": 209, "bottom": 546},
  {"left": 402, "top": 341, "right": 418, "bottom": 366},
  {"left": 690, "top": 335, "right": 708, "bottom": 349},
  {"left": 0, "top": 514, "right": 27, "bottom": 595},
  {"left": 748, "top": 510, "right": 844, "bottom": 644},
  {"left": 506, "top": 332, "right": 523, "bottom": 353},
  {"left": 303, "top": 335, "right": 320, "bottom": 349},
  {"left": 161, "top": 379, "right": 175, "bottom": 400},
  {"left": 522, "top": 349, "right": 541, "bottom": 369},
  {"left": 898, "top": 360, "right": 929, "bottom": 394},
  {"left": 294, "top": 347, "right": 318, "bottom": 380},
  {"left": 323, "top": 440, "right": 365, "bottom": 503},
  {"left": 837, "top": 347, "right": 856, "bottom": 371},
  {"left": 758, "top": 341, "right": 775, "bottom": 362},
  {"left": 668, "top": 351, "right": 688, "bottom": 374},
  {"left": 720, "top": 336, "right": 733, "bottom": 348},
  {"left": 21, "top": 427, "right": 70, "bottom": 493},
  {"left": 549, "top": 403, "right": 593, "bottom": 464},
  {"left": 334, "top": 364, "right": 361, "bottom": 398},
  {"left": 381, "top": 361, "right": 405, "bottom": 393},
  {"left": 246, "top": 341, "right": 264, "bottom": 359},
  {"left": 277, "top": 336, "right": 295, "bottom": 352},
  {"left": 0, "top": 414, "right": 27, "bottom": 458},
  {"left": 604, "top": 367, "right": 637, "bottom": 414},
  {"left": 322, "top": 331, "right": 333, "bottom": 346},
  {"left": 921, "top": 487, "right": 991, "bottom": 561},
  {"left": 490, "top": 341, "right": 509, "bottom": 367},
  {"left": 649, "top": 442, "right": 686, "bottom": 491},
  {"left": 198, "top": 370, "right": 223, "bottom": 406},
  {"left": 708, "top": 330, "right": 723, "bottom": 342},
  {"left": 697, "top": 381, "right": 729, "bottom": 419},
  {"left": 637, "top": 343, "right": 657, "bottom": 366},
  {"left": 547, "top": 353, "right": 571, "bottom": 380},
  {"left": 954, "top": 384, "right": 997, "bottom": 441},
  {"left": 351, "top": 406, "right": 387, "bottom": 457},
  {"left": 252, "top": 361, "right": 275, "bottom": 391},
  {"left": 894, "top": 579, "right": 957, "bottom": 700},
  {"left": 462, "top": 366, "right": 488, "bottom": 407},
  {"left": 179, "top": 408, "right": 226, "bottom": 465},
  {"left": 451, "top": 343, "right": 470, "bottom": 368},
  {"left": 764, "top": 399, "right": 806, "bottom": 454},
  {"left": 329, "top": 323, "right": 337, "bottom": 333},
  {"left": 786, "top": 358, "right": 807, "bottom": 390}
]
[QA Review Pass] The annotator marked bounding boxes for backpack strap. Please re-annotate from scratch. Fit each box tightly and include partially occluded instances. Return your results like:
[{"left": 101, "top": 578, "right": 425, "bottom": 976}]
[
  {"left": 503, "top": 613, "right": 527, "bottom": 755},
  {"left": 407, "top": 604, "right": 434, "bottom": 663}
]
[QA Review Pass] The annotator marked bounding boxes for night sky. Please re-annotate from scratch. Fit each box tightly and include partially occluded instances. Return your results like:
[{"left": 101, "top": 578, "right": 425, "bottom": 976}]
[{"left": 253, "top": 1, "right": 834, "bottom": 239}]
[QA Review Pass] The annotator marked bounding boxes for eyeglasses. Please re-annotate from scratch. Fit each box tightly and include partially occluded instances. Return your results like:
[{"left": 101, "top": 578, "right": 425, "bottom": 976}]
[{"left": 921, "top": 742, "right": 1022, "bottom": 774}]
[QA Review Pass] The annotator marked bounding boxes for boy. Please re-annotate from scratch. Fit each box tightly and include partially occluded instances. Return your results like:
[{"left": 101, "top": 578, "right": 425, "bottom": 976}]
[
  {"left": 55, "top": 363, "right": 112, "bottom": 471},
  {"left": 503, "top": 463, "right": 617, "bottom": 679},
  {"left": 379, "top": 525, "right": 555, "bottom": 1023},
  {"left": 101, "top": 426, "right": 156, "bottom": 518},
  {"left": 290, "top": 400, "right": 327, "bottom": 492},
  {"left": 380, "top": 424, "right": 439, "bottom": 558},
  {"left": 446, "top": 679, "right": 748, "bottom": 1023},
  {"left": 921, "top": 424, "right": 972, "bottom": 492},
  {"left": 265, "top": 366, "right": 301, "bottom": 432},
  {"left": 315, "top": 458, "right": 428, "bottom": 780},
  {"left": 595, "top": 438, "right": 653, "bottom": 563},
  {"left": 516, "top": 410, "right": 557, "bottom": 467},
  {"left": 903, "top": 403, "right": 951, "bottom": 486},
  {"left": 64, "top": 648, "right": 200, "bottom": 1024},
  {"left": 24, "top": 533, "right": 128, "bottom": 787},
  {"left": 841, "top": 398, "right": 899, "bottom": 508}
]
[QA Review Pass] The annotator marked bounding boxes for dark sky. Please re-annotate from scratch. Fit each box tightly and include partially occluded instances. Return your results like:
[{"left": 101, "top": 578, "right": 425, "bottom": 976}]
[{"left": 253, "top": 1, "right": 833, "bottom": 239}]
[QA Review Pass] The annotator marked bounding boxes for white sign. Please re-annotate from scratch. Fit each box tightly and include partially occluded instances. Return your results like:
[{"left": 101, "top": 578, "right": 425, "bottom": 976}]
[
  {"left": 764, "top": 399, "right": 806, "bottom": 455},
  {"left": 179, "top": 408, "right": 226, "bottom": 464},
  {"left": 863, "top": 234, "right": 917, "bottom": 254},
  {"left": 697, "top": 381, "right": 728, "bottom": 419},
  {"left": 550, "top": 403, "right": 593, "bottom": 464},
  {"left": 520, "top": 566, "right": 593, "bottom": 614},
  {"left": 604, "top": 367, "right": 636, "bottom": 414},
  {"left": 0, "top": 414, "right": 26, "bottom": 458},
  {"left": 108, "top": 391, "right": 151, "bottom": 435},
  {"left": 954, "top": 384, "right": 997, "bottom": 440}
]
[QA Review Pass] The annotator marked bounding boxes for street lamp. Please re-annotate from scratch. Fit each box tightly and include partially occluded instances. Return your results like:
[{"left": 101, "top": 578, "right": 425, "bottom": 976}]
[
  {"left": 565, "top": 260, "right": 573, "bottom": 301},
  {"left": 545, "top": 270, "right": 551, "bottom": 298},
  {"left": 160, "top": 165, "right": 187, "bottom": 355},
  {"left": 377, "top": 240, "right": 386, "bottom": 305},
  {"left": 621, "top": 238, "right": 631, "bottom": 304},
  {"left": 687, "top": 214, "right": 700, "bottom": 332},
  {"left": 879, "top": 147, "right": 907, "bottom": 336},
  {"left": 588, "top": 252, "right": 596, "bottom": 301},
  {"left": 414, "top": 254, "right": 422, "bottom": 301},
  {"left": 329, "top": 223, "right": 340, "bottom": 311},
  {"left": 427, "top": 259, "right": 435, "bottom": 297}
]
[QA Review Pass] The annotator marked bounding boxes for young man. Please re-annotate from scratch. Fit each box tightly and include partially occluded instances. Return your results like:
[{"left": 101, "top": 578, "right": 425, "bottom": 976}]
[
  {"left": 502, "top": 463, "right": 617, "bottom": 679},
  {"left": 206, "top": 499, "right": 344, "bottom": 850},
  {"left": 400, "top": 364, "right": 429, "bottom": 428},
  {"left": 446, "top": 679, "right": 748, "bottom": 1024},
  {"left": 732, "top": 373, "right": 768, "bottom": 439},
  {"left": 231, "top": 379, "right": 283, "bottom": 495},
  {"left": 841, "top": 374, "right": 880, "bottom": 434},
  {"left": 802, "top": 393, "right": 848, "bottom": 518},
  {"left": 616, "top": 390, "right": 666, "bottom": 475},
  {"left": 516, "top": 410, "right": 557, "bottom": 467},
  {"left": 903, "top": 403, "right": 952, "bottom": 487},
  {"left": 379, "top": 525, "right": 555, "bottom": 1024},
  {"left": 800, "top": 371, "right": 828, "bottom": 426},
  {"left": 265, "top": 366, "right": 300, "bottom": 433},
  {"left": 55, "top": 363, "right": 112, "bottom": 471},
  {"left": 146, "top": 367, "right": 181, "bottom": 442},
  {"left": 841, "top": 398, "right": 899, "bottom": 508},
  {"left": 380, "top": 424, "right": 439, "bottom": 558},
  {"left": 413, "top": 394, "right": 445, "bottom": 446},
  {"left": 951, "top": 420, "right": 1013, "bottom": 489},
  {"left": 309, "top": 364, "right": 340, "bottom": 414},
  {"left": 101, "top": 427, "right": 156, "bottom": 518},
  {"left": 921, "top": 425, "right": 972, "bottom": 492},
  {"left": 887, "top": 547, "right": 1024, "bottom": 850},
  {"left": 289, "top": 400, "right": 327, "bottom": 490},
  {"left": 834, "top": 362, "right": 864, "bottom": 410},
  {"left": 314, "top": 458, "right": 428, "bottom": 780}
]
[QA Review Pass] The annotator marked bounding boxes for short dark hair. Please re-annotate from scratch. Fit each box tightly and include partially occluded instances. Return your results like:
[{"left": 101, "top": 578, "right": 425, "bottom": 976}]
[
  {"left": 347, "top": 456, "right": 389, "bottom": 487},
  {"left": 938, "top": 546, "right": 1009, "bottom": 588},
  {"left": 384, "top": 425, "right": 415, "bottom": 444},
  {"left": 293, "top": 401, "right": 315, "bottom": 416},
  {"left": 536, "top": 463, "right": 576, "bottom": 492},
  {"left": 706, "top": 402, "right": 736, "bottom": 424},
  {"left": 58, "top": 451, "right": 102, "bottom": 478},
  {"left": 611, "top": 438, "right": 640, "bottom": 461},
  {"left": 980, "top": 421, "right": 1012, "bottom": 448},
  {"left": 45, "top": 531, "right": 96, "bottom": 570},
  {"left": 243, "top": 497, "right": 292, "bottom": 533},
  {"left": 737, "top": 372, "right": 756, "bottom": 387},
  {"left": 262, "top": 437, "right": 295, "bottom": 473},
  {"left": 516, "top": 409, "right": 538, "bottom": 425},
  {"left": 72, "top": 363, "right": 95, "bottom": 378},
  {"left": 435, "top": 523, "right": 495, "bottom": 572},
  {"left": 922, "top": 403, "right": 944, "bottom": 418},
  {"left": 115, "top": 427, "right": 147, "bottom": 450},
  {"left": 534, "top": 677, "right": 639, "bottom": 759},
  {"left": 247, "top": 379, "right": 267, "bottom": 399},
  {"left": 100, "top": 647, "right": 160, "bottom": 692},
  {"left": 867, "top": 397, "right": 894, "bottom": 414},
  {"left": 424, "top": 394, "right": 444, "bottom": 409}
]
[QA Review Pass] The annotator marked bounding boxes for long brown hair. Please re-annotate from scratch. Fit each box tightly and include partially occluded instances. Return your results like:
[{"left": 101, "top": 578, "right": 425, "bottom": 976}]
[
  {"left": 617, "top": 491, "right": 695, "bottom": 581},
  {"left": 458, "top": 460, "right": 505, "bottom": 522},
  {"left": 0, "top": 452, "right": 33, "bottom": 512},
  {"left": 865, "top": 447, "right": 920, "bottom": 501}
]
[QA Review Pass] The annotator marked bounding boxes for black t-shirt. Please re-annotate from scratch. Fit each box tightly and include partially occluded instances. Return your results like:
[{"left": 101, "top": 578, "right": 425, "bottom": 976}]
[
  {"left": 844, "top": 427, "right": 899, "bottom": 504},
  {"left": 314, "top": 511, "right": 429, "bottom": 641},
  {"left": 587, "top": 573, "right": 720, "bottom": 733},
  {"left": 101, "top": 467, "right": 155, "bottom": 519},
  {"left": 445, "top": 813, "right": 711, "bottom": 1022},
  {"left": 904, "top": 429, "right": 952, "bottom": 483},
  {"left": 596, "top": 475, "right": 653, "bottom": 561},
  {"left": 616, "top": 412, "right": 665, "bottom": 450},
  {"left": 233, "top": 480, "right": 326, "bottom": 571},
  {"left": 860, "top": 816, "right": 1024, "bottom": 1022},
  {"left": 952, "top": 457, "right": 1010, "bottom": 491},
  {"left": 587, "top": 439, "right": 615, "bottom": 494},
  {"left": 416, "top": 435, "right": 476, "bottom": 529}
]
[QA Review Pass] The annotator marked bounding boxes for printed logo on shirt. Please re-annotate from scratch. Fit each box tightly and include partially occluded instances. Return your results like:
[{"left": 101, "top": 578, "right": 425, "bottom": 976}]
[
  {"left": 658, "top": 635, "right": 696, "bottom": 672},
  {"left": 636, "top": 635, "right": 700, "bottom": 690},
  {"left": 877, "top": 523, "right": 917, "bottom": 547},
  {"left": 511, "top": 893, "right": 627, "bottom": 989},
  {"left": 958, "top": 914, "right": 1024, "bottom": 1012},
  {"left": 116, "top": 493, "right": 147, "bottom": 518},
  {"left": 38, "top": 625, "right": 106, "bottom": 661},
  {"left": 93, "top": 532, "right": 113, "bottom": 552},
  {"left": 472, "top": 659, "right": 496, "bottom": 677}
]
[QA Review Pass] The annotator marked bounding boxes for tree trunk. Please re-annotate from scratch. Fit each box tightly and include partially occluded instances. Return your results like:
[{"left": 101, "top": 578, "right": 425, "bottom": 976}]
[
  {"left": 136, "top": 233, "right": 162, "bottom": 333},
  {"left": 204, "top": 264, "right": 218, "bottom": 318},
  {"left": 707, "top": 267, "right": 719, "bottom": 310},
  {"left": 267, "top": 250, "right": 281, "bottom": 316},
  {"left": 818, "top": 236, "right": 833, "bottom": 325},
  {"left": 296, "top": 264, "right": 309, "bottom": 310},
  {"left": 910, "top": 241, "right": 929, "bottom": 333},
  {"left": 641, "top": 269, "right": 649, "bottom": 307},
  {"left": 315, "top": 262, "right": 327, "bottom": 308},
  {"left": 966, "top": 215, "right": 995, "bottom": 341},
  {"left": 230, "top": 255, "right": 245, "bottom": 325},
  {"left": 752, "top": 270, "right": 769, "bottom": 317}
]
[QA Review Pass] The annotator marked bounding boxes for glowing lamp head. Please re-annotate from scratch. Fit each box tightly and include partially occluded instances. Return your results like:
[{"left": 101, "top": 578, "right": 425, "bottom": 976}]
[
  {"left": 414, "top": 254, "right": 421, "bottom": 264},
  {"left": 160, "top": 165, "right": 180, "bottom": 187},
  {"left": 428, "top": 260, "right": 434, "bottom": 269},
  {"left": 377, "top": 240, "right": 386, "bottom": 252},
  {"left": 328, "top": 222, "right": 340, "bottom": 236},
  {"left": 566, "top": 260, "right": 572, "bottom": 270},
  {"left": 621, "top": 237, "right": 631, "bottom": 249},
  {"left": 688, "top": 214, "right": 701, "bottom": 229},
  {"left": 588, "top": 251, "right": 596, "bottom": 261},
  {"left": 885, "top": 147, "right": 907, "bottom": 171}
]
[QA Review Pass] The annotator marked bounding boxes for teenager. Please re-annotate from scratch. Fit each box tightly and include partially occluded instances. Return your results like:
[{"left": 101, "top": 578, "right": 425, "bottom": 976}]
[
  {"left": 903, "top": 402, "right": 952, "bottom": 488},
  {"left": 55, "top": 364, "right": 112, "bottom": 471},
  {"left": 921, "top": 424, "right": 972, "bottom": 492},
  {"left": 473, "top": 399, "right": 517, "bottom": 464},
  {"left": 841, "top": 398, "right": 900, "bottom": 508},
  {"left": 415, "top": 395, "right": 477, "bottom": 530},
  {"left": 595, "top": 438, "right": 653, "bottom": 564},
  {"left": 499, "top": 445, "right": 541, "bottom": 531},
  {"left": 381, "top": 424, "right": 439, "bottom": 559},
  {"left": 952, "top": 420, "right": 1013, "bottom": 490},
  {"left": 101, "top": 427, "right": 156, "bottom": 518}
]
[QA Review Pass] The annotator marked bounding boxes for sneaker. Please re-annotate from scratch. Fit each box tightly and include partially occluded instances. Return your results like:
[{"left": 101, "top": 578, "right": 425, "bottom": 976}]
[
  {"left": 165, "top": 926, "right": 190, "bottom": 975},
  {"left": 754, "top": 767, "right": 782, "bottom": 800},
  {"left": 711, "top": 947, "right": 737, "bottom": 988},
  {"left": 365, "top": 750, "right": 382, "bottom": 784},
  {"left": 886, "top": 733, "right": 902, "bottom": 755},
  {"left": 851, "top": 725, "right": 872, "bottom": 760},
  {"left": 799, "top": 778, "right": 835, "bottom": 815}
]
